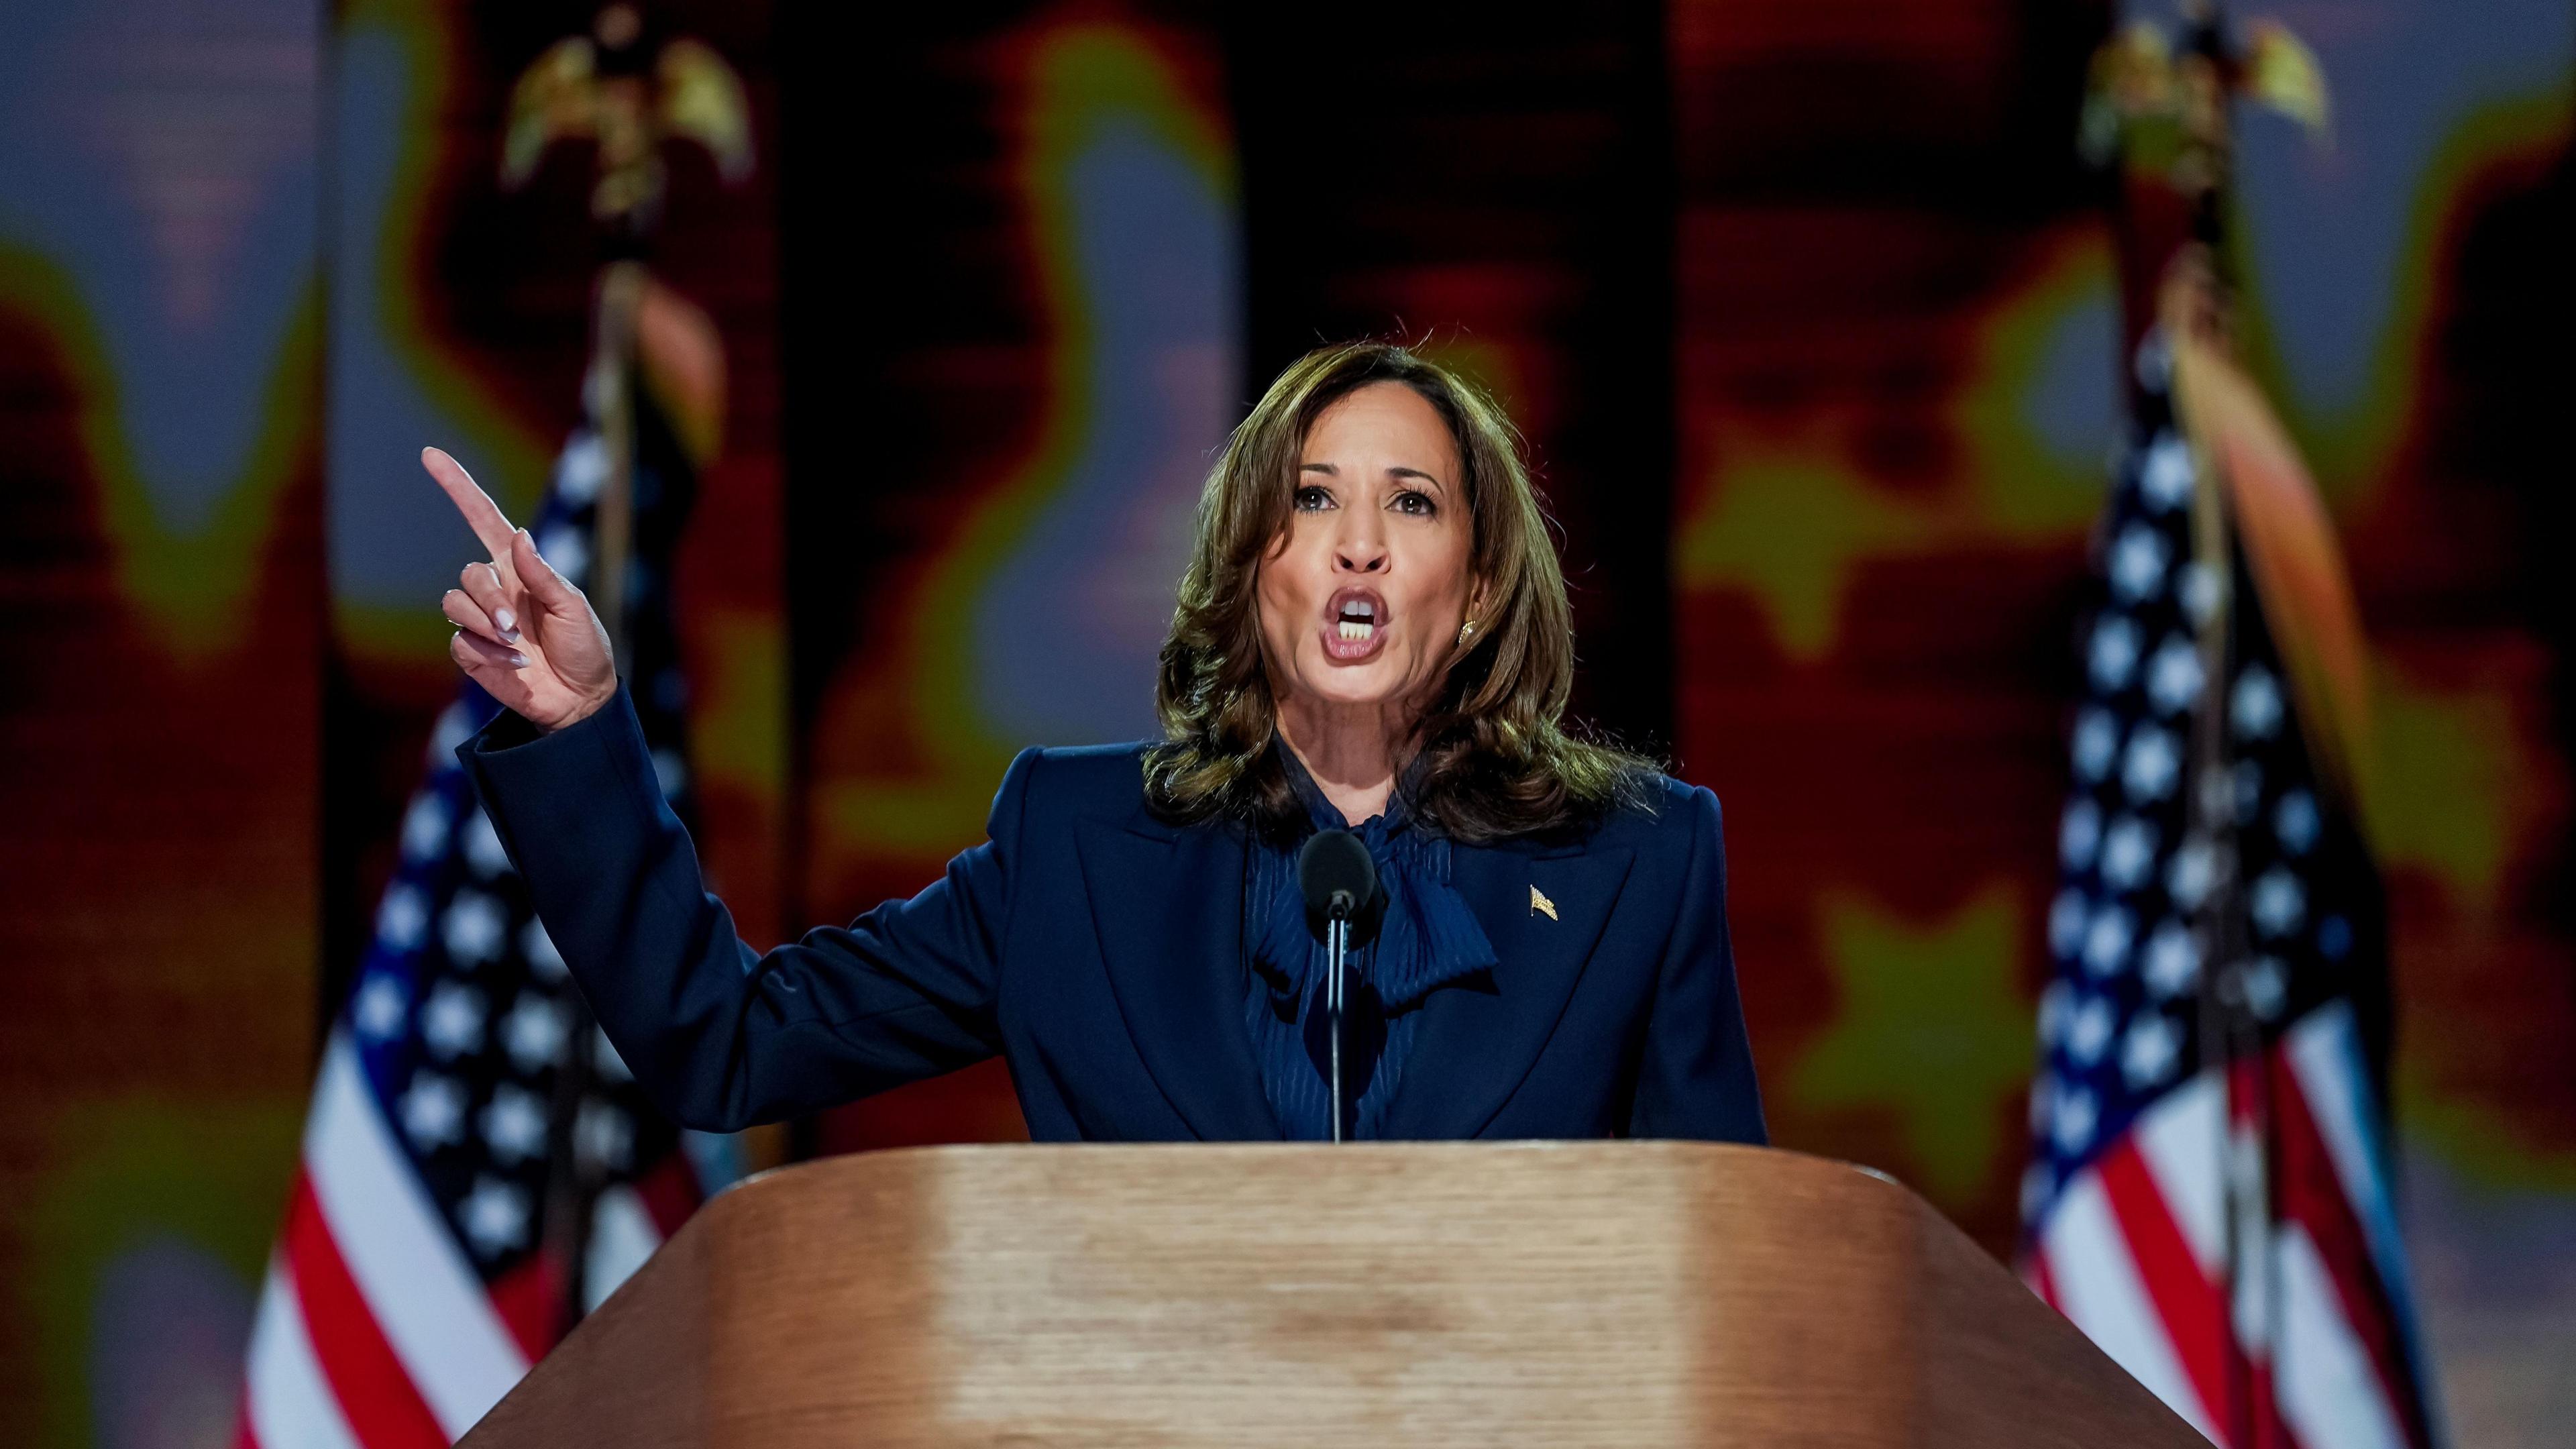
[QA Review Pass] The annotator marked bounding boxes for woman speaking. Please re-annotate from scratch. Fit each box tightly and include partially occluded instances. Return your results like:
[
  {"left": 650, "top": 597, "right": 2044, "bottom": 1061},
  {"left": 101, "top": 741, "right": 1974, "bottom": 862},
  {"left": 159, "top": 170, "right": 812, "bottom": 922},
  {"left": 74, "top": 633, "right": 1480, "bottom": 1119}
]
[{"left": 431, "top": 341, "right": 1764, "bottom": 1144}]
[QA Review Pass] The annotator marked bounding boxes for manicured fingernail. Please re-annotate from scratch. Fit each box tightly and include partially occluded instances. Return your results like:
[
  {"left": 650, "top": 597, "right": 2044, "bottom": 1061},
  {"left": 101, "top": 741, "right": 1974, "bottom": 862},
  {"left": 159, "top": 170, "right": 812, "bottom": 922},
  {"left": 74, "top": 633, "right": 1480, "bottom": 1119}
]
[{"left": 507, "top": 649, "right": 529, "bottom": 669}]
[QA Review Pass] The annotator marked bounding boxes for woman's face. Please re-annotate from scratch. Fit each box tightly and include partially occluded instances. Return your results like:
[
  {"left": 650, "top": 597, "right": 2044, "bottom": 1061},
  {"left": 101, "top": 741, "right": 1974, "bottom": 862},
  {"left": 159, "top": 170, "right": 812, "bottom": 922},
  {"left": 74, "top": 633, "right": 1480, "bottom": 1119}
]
[{"left": 1256, "top": 381, "right": 1479, "bottom": 721}]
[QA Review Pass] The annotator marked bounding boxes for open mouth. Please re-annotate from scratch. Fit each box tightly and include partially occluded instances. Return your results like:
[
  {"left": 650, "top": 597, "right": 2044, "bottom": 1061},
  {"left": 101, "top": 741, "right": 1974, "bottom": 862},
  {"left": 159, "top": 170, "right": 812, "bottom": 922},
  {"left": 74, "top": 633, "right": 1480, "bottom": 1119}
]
[{"left": 1324, "top": 588, "right": 1388, "bottom": 659}]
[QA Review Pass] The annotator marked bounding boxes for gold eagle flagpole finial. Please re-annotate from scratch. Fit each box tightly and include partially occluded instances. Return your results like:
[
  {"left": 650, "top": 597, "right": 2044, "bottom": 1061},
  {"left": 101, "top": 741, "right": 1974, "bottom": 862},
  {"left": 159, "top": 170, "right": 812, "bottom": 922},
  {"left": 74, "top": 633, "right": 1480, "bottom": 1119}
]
[{"left": 501, "top": 3, "right": 753, "bottom": 233}]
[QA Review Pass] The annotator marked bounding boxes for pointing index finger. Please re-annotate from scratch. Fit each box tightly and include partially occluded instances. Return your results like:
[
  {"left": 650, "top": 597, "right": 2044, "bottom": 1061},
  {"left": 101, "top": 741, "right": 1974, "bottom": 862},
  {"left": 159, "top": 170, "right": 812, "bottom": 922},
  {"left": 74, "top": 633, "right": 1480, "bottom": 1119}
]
[{"left": 422, "top": 446, "right": 517, "bottom": 560}]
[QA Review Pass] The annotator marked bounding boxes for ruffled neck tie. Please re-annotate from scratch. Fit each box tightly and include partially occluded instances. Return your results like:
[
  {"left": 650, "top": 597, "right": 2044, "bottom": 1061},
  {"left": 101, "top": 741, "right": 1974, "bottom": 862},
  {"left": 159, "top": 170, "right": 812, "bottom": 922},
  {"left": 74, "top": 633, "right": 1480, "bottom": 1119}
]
[{"left": 1243, "top": 744, "right": 1498, "bottom": 1139}]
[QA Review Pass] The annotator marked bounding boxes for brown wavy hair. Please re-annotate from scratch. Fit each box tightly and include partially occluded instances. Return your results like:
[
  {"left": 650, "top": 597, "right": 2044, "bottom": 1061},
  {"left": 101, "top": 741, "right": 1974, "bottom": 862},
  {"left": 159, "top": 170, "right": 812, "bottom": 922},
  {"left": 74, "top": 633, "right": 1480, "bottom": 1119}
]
[{"left": 1144, "top": 340, "right": 1656, "bottom": 844}]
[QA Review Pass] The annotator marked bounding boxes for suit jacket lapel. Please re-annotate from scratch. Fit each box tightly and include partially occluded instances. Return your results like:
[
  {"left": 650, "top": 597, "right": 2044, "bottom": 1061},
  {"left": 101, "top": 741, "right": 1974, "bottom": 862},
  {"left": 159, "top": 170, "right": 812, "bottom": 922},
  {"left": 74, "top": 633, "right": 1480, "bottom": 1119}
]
[
  {"left": 1076, "top": 817, "right": 1281, "bottom": 1140},
  {"left": 1379, "top": 841, "right": 1635, "bottom": 1139}
]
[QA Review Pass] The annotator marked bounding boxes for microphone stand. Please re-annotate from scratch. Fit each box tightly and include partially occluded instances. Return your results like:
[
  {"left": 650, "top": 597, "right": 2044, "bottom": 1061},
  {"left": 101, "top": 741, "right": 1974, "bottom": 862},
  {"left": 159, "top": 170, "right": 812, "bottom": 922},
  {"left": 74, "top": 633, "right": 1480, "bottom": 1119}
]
[
  {"left": 1300, "top": 830, "right": 1373, "bottom": 1146},
  {"left": 1326, "top": 904, "right": 1349, "bottom": 1144}
]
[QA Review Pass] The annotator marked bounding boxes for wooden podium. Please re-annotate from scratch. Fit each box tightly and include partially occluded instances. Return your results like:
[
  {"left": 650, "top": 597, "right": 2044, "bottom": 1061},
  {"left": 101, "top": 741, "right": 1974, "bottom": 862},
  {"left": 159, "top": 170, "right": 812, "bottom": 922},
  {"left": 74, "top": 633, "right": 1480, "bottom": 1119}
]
[{"left": 460, "top": 1142, "right": 2198, "bottom": 1447}]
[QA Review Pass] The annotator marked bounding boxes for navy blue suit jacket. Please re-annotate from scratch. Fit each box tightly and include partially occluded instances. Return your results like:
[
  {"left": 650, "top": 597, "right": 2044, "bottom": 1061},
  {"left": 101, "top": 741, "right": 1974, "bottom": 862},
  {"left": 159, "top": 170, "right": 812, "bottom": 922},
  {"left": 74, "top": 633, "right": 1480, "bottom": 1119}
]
[{"left": 462, "top": 688, "right": 1765, "bottom": 1144}]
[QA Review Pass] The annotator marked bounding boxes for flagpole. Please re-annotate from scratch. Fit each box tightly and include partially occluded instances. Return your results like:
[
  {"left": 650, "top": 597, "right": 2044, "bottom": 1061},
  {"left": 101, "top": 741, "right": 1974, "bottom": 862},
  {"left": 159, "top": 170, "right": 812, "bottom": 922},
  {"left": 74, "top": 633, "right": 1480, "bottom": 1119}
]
[
  {"left": 590, "top": 262, "right": 644, "bottom": 675},
  {"left": 2170, "top": 6, "right": 2283, "bottom": 1442},
  {"left": 539, "top": 260, "right": 645, "bottom": 1332},
  {"left": 515, "top": 1, "right": 673, "bottom": 1336},
  {"left": 2184, "top": 389, "right": 2271, "bottom": 1449}
]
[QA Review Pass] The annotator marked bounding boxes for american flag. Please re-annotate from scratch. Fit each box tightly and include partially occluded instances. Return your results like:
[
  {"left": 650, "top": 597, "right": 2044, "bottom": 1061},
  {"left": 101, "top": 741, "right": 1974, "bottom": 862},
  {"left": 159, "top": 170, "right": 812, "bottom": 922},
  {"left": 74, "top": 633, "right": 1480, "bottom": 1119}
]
[
  {"left": 2019, "top": 326, "right": 2441, "bottom": 1449},
  {"left": 235, "top": 402, "right": 722, "bottom": 1446}
]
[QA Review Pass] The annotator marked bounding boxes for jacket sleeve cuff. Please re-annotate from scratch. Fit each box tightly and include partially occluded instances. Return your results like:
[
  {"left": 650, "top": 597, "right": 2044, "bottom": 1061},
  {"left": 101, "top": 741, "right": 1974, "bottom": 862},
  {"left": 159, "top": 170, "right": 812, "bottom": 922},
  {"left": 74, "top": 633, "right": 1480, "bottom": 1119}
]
[{"left": 455, "top": 686, "right": 658, "bottom": 835}]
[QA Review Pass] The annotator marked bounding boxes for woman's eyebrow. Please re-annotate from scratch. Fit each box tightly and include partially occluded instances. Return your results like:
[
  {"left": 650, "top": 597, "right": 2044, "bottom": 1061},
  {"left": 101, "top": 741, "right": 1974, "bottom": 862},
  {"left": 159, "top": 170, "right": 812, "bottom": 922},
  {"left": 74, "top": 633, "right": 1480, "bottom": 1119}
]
[{"left": 1300, "top": 460, "right": 1446, "bottom": 493}]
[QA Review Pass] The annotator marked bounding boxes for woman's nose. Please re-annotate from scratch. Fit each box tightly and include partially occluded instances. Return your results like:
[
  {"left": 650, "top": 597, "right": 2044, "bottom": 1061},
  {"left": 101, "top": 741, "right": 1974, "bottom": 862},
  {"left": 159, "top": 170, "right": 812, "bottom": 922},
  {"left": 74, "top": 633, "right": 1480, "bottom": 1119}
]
[{"left": 1334, "top": 525, "right": 1388, "bottom": 574}]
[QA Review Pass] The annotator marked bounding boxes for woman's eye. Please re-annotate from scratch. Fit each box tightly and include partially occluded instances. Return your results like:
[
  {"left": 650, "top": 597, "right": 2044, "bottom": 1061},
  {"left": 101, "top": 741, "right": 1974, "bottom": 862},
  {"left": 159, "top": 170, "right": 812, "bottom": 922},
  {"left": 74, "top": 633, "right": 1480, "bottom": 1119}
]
[
  {"left": 1293, "top": 484, "right": 1334, "bottom": 512},
  {"left": 1392, "top": 490, "right": 1436, "bottom": 517}
]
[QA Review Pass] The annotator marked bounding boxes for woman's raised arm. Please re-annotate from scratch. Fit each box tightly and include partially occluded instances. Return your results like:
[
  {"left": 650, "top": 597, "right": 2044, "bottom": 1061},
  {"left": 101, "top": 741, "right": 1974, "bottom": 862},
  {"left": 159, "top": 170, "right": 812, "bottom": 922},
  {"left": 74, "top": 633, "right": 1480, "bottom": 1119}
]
[{"left": 425, "top": 444, "right": 1018, "bottom": 1130}]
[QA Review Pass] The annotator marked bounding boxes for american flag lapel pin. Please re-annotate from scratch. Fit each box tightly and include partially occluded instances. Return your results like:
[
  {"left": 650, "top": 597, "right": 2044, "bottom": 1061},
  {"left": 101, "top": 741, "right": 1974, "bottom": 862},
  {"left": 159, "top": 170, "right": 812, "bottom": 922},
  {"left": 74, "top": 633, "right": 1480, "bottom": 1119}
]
[{"left": 1529, "top": 884, "right": 1558, "bottom": 920}]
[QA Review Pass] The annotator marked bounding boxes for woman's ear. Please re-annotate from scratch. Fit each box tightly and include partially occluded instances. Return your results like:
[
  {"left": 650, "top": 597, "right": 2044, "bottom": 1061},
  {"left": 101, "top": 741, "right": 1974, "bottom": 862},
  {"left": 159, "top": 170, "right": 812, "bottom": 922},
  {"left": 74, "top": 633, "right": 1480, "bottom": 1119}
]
[{"left": 1454, "top": 582, "right": 1493, "bottom": 651}]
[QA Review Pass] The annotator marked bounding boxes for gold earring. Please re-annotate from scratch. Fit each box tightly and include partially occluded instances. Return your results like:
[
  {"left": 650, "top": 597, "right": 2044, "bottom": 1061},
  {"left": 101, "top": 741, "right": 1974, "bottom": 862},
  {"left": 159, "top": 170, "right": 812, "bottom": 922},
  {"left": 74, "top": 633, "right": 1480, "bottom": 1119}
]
[{"left": 1457, "top": 619, "right": 1477, "bottom": 645}]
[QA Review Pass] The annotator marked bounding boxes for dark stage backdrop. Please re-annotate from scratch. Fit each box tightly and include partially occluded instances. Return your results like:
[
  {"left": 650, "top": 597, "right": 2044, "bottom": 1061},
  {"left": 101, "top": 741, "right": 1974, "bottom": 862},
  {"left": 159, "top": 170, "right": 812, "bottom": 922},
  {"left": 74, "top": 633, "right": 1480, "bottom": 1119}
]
[
  {"left": 0, "top": 0, "right": 785, "bottom": 1443},
  {"left": 0, "top": 0, "right": 2567, "bottom": 1444},
  {"left": 773, "top": 3, "right": 1244, "bottom": 1146},
  {"left": 0, "top": 2, "right": 324, "bottom": 1443},
  {"left": 780, "top": 1, "right": 2576, "bottom": 1436}
]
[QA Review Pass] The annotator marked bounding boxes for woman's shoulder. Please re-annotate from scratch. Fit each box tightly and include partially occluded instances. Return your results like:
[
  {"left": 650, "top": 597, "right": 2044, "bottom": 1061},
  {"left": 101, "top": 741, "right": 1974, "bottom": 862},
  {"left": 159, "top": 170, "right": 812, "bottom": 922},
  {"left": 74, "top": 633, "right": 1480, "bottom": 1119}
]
[
  {"left": 1026, "top": 740, "right": 1157, "bottom": 772},
  {"left": 1580, "top": 769, "right": 1723, "bottom": 860},
  {"left": 997, "top": 741, "right": 1158, "bottom": 822},
  {"left": 1450, "top": 767, "right": 1721, "bottom": 863}
]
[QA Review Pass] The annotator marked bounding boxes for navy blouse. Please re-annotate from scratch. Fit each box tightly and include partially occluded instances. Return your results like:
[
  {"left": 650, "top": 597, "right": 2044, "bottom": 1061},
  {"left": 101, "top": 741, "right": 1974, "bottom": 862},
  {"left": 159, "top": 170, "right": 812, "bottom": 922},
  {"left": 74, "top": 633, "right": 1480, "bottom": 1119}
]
[{"left": 1243, "top": 747, "right": 1498, "bottom": 1139}]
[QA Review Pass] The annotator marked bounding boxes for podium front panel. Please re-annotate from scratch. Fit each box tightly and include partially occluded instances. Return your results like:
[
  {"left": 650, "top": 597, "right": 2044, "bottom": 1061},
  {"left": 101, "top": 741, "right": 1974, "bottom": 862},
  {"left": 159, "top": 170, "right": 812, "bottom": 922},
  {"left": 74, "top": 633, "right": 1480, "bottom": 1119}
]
[{"left": 462, "top": 1142, "right": 2202, "bottom": 1448}]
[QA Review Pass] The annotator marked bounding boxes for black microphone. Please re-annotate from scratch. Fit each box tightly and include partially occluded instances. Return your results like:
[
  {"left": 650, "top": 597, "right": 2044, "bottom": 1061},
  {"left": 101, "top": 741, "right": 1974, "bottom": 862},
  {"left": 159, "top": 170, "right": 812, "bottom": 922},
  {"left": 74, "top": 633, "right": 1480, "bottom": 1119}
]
[
  {"left": 1297, "top": 830, "right": 1380, "bottom": 1144},
  {"left": 1297, "top": 828, "right": 1379, "bottom": 929}
]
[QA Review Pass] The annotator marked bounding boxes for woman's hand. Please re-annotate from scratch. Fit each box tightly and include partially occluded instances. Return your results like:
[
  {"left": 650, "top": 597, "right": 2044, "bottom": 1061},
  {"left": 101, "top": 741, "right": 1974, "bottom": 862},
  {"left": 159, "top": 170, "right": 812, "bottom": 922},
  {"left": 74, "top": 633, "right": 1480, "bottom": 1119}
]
[{"left": 426, "top": 446, "right": 618, "bottom": 731}]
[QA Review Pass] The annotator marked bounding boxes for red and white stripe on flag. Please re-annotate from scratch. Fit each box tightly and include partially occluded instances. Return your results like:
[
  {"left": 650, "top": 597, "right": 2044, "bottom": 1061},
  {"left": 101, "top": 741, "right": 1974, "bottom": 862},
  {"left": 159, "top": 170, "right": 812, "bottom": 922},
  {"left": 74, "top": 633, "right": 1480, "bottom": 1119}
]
[
  {"left": 2025, "top": 1002, "right": 2434, "bottom": 1449},
  {"left": 235, "top": 1036, "right": 543, "bottom": 1447}
]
